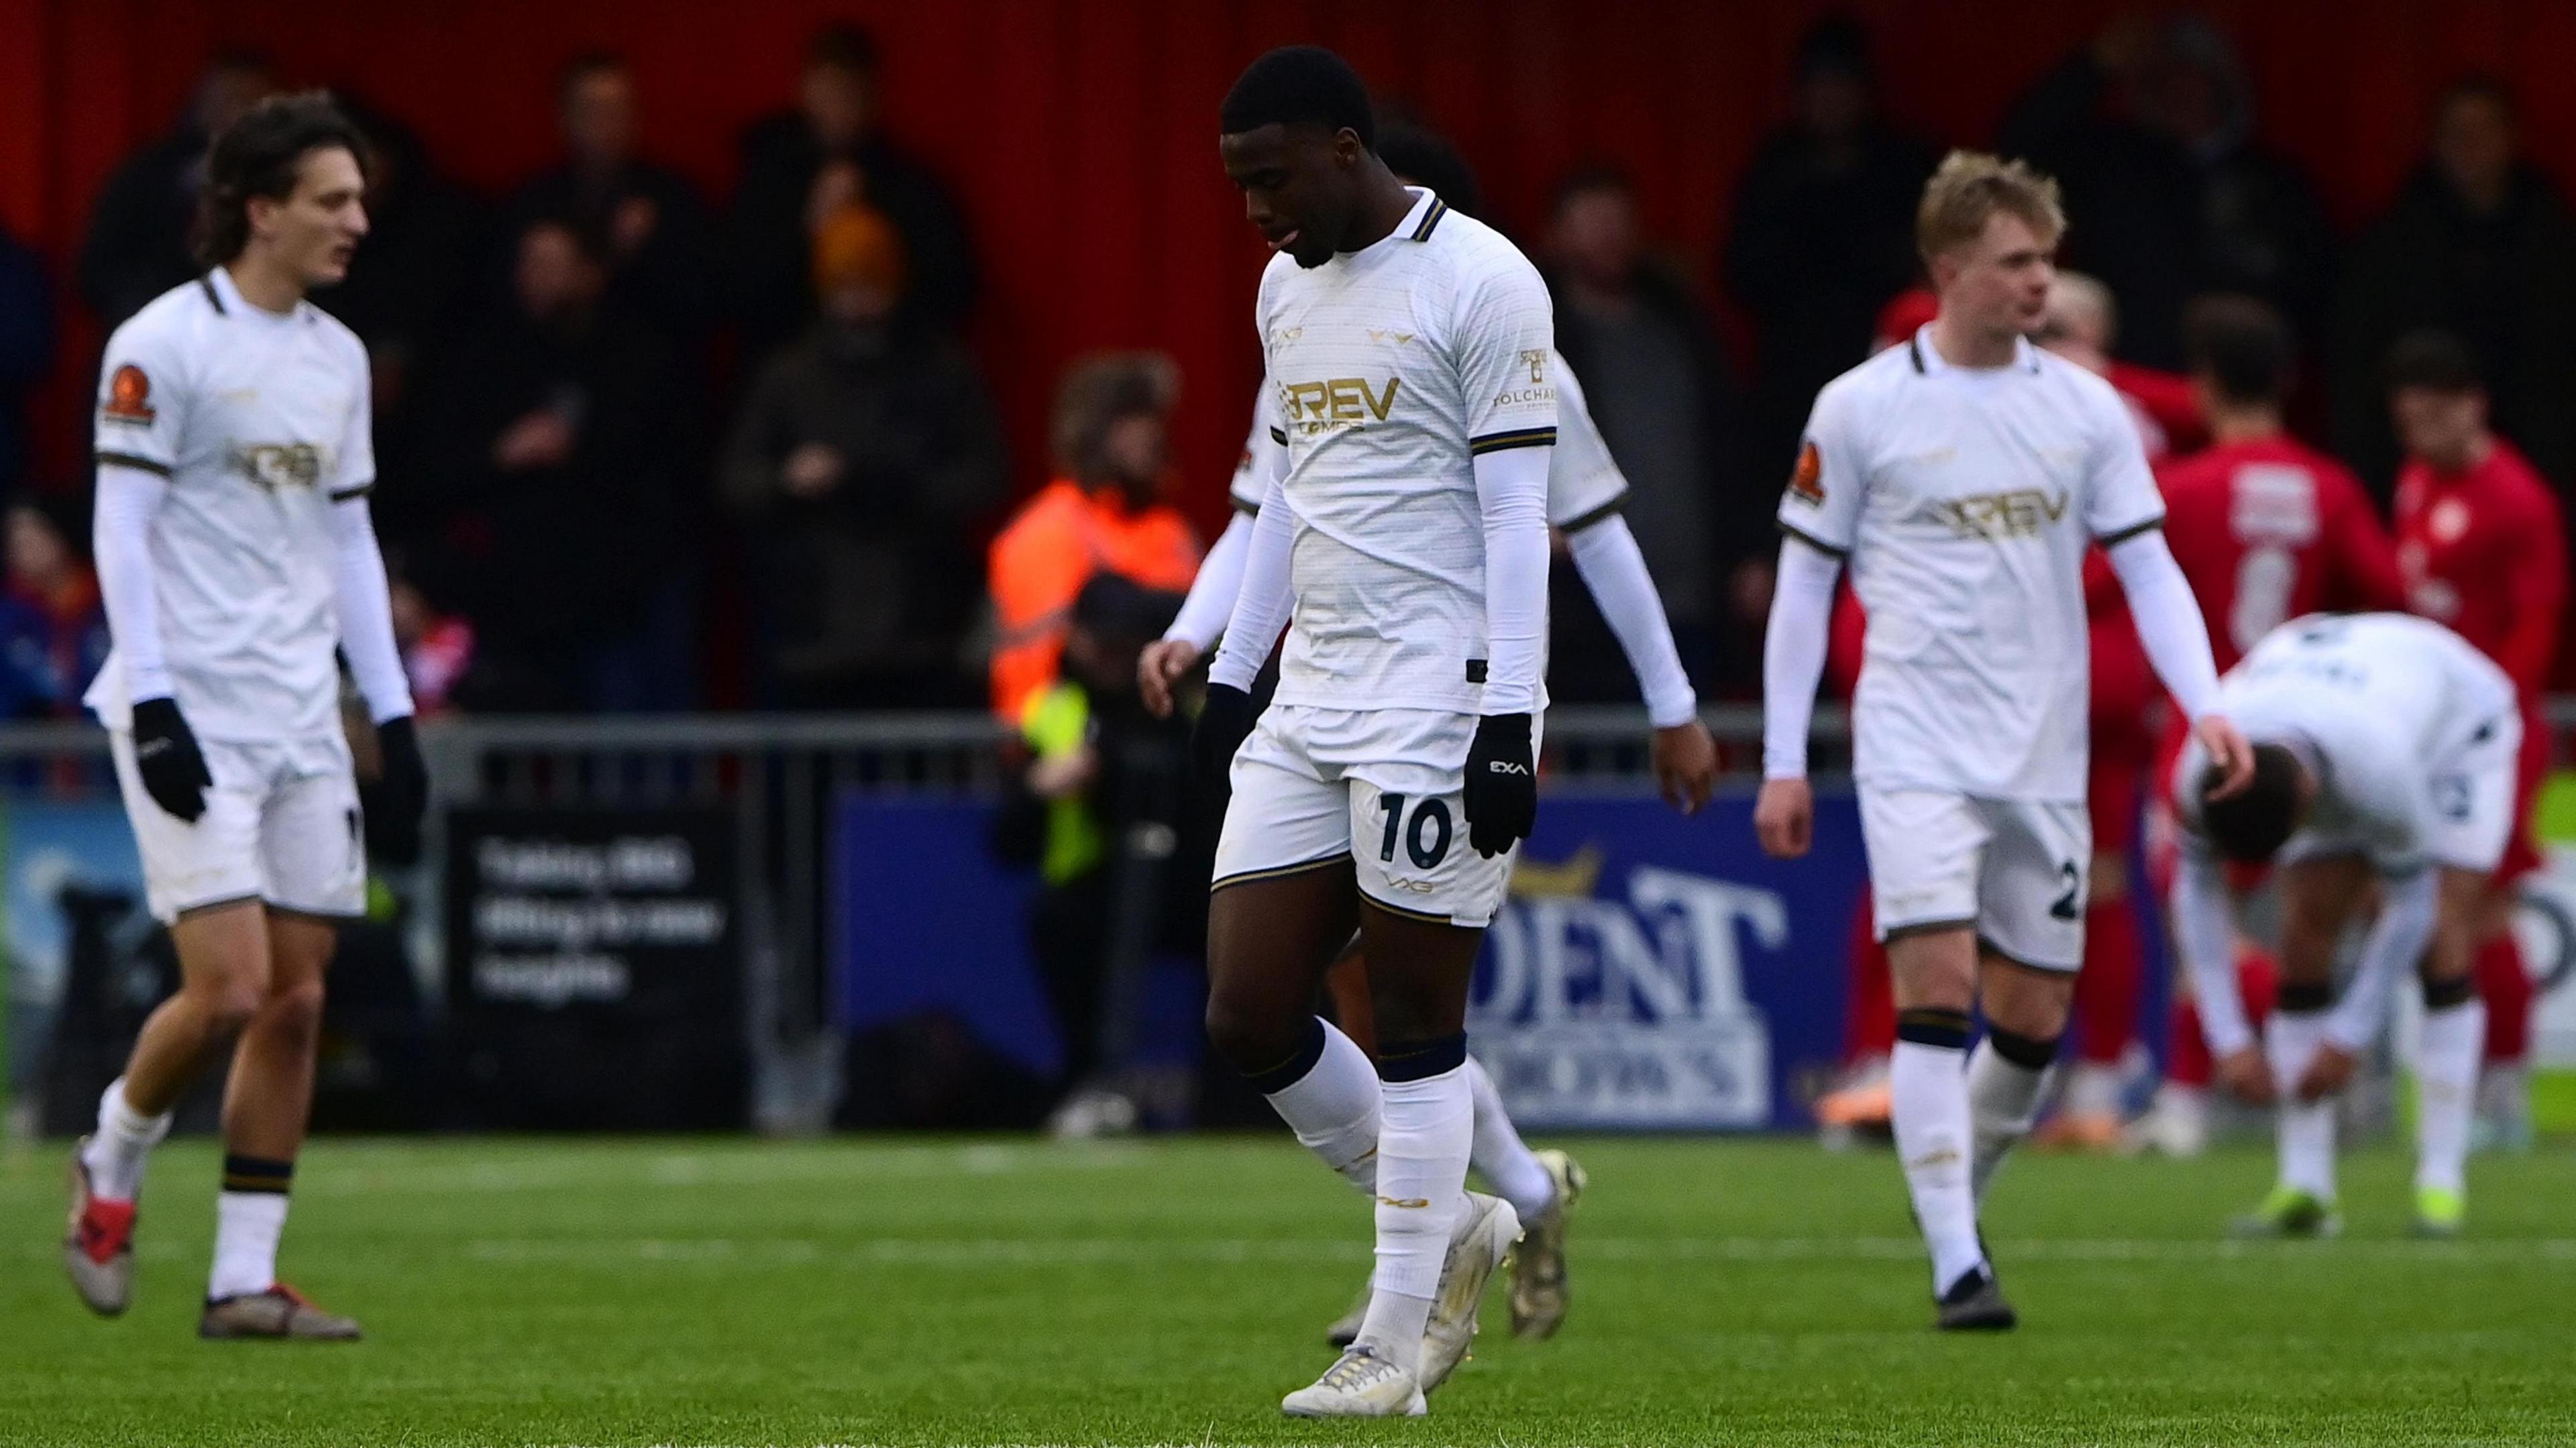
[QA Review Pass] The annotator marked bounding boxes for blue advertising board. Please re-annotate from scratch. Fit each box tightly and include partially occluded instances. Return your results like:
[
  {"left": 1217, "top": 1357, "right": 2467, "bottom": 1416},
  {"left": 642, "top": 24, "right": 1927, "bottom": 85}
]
[
  {"left": 1468, "top": 787, "right": 1865, "bottom": 1131},
  {"left": 830, "top": 785, "right": 1868, "bottom": 1130}
]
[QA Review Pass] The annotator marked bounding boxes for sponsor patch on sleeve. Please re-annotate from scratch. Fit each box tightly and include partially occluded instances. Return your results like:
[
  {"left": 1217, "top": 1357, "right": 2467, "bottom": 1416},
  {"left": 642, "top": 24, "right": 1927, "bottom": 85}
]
[
  {"left": 101, "top": 364, "right": 156, "bottom": 425},
  {"left": 1786, "top": 439, "right": 1825, "bottom": 506}
]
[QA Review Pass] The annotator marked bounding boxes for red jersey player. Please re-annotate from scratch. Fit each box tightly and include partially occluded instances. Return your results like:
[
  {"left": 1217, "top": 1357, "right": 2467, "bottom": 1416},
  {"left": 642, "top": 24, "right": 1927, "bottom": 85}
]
[
  {"left": 2387, "top": 330, "right": 2569, "bottom": 1148},
  {"left": 2131, "top": 297, "right": 2407, "bottom": 1155}
]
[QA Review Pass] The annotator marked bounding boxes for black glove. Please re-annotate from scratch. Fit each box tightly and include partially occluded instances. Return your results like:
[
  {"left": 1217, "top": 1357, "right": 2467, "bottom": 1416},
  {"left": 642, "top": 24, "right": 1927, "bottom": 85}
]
[
  {"left": 129, "top": 696, "right": 212, "bottom": 823},
  {"left": 1464, "top": 712, "right": 1537, "bottom": 858},
  {"left": 1189, "top": 682, "right": 1258, "bottom": 799},
  {"left": 371, "top": 714, "right": 430, "bottom": 866}
]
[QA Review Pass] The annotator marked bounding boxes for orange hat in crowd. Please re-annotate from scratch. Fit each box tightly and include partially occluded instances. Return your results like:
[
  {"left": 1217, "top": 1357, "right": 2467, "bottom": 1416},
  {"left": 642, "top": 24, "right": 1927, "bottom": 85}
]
[{"left": 812, "top": 204, "right": 908, "bottom": 297}]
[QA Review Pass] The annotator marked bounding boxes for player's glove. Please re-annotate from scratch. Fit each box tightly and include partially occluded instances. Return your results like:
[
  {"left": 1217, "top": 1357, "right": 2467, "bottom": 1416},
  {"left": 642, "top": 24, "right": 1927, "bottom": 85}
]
[
  {"left": 1190, "top": 682, "right": 1258, "bottom": 799},
  {"left": 129, "top": 696, "right": 212, "bottom": 824},
  {"left": 372, "top": 714, "right": 430, "bottom": 866},
  {"left": 1464, "top": 712, "right": 1537, "bottom": 858}
]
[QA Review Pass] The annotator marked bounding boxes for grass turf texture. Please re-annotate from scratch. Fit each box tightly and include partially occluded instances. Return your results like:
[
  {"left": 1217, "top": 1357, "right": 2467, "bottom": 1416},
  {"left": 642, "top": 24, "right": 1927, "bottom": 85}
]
[{"left": 3, "top": 1135, "right": 2571, "bottom": 1446}]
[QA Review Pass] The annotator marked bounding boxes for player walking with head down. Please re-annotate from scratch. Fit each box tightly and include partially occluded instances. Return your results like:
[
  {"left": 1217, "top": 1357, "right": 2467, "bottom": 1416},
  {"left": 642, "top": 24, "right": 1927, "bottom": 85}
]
[
  {"left": 1757, "top": 152, "right": 2251, "bottom": 1329},
  {"left": 1191, "top": 47, "right": 1556, "bottom": 1417},
  {"left": 63, "top": 93, "right": 425, "bottom": 1339}
]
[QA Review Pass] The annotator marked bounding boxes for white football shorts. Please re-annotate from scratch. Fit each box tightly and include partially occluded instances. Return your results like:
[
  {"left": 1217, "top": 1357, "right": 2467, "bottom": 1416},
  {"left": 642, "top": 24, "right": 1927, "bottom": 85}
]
[
  {"left": 1859, "top": 785, "right": 2090, "bottom": 971},
  {"left": 109, "top": 730, "right": 366, "bottom": 925},
  {"left": 1210, "top": 704, "right": 1538, "bottom": 928}
]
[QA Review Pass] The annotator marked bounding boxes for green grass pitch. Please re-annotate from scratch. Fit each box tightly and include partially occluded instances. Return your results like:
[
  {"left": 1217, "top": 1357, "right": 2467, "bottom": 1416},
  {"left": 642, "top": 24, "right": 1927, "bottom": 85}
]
[{"left": 3, "top": 1134, "right": 2571, "bottom": 1445}]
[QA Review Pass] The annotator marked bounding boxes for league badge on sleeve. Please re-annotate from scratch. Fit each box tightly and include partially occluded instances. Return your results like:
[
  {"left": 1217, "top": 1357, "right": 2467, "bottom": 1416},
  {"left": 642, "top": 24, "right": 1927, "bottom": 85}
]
[
  {"left": 102, "top": 366, "right": 156, "bottom": 425},
  {"left": 1787, "top": 440, "right": 1825, "bottom": 506}
]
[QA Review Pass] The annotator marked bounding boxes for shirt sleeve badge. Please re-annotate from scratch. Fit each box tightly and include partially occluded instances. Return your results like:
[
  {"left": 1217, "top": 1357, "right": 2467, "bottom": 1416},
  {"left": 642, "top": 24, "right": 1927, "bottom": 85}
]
[
  {"left": 102, "top": 364, "right": 156, "bottom": 425},
  {"left": 1787, "top": 439, "right": 1825, "bottom": 506}
]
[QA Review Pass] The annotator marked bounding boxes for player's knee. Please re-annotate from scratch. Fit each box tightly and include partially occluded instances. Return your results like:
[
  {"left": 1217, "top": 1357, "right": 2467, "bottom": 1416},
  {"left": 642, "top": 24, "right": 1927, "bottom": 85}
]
[
  {"left": 194, "top": 974, "right": 268, "bottom": 1036},
  {"left": 1203, "top": 993, "right": 1300, "bottom": 1076},
  {"left": 262, "top": 975, "right": 328, "bottom": 1042},
  {"left": 2422, "top": 971, "right": 2479, "bottom": 1011}
]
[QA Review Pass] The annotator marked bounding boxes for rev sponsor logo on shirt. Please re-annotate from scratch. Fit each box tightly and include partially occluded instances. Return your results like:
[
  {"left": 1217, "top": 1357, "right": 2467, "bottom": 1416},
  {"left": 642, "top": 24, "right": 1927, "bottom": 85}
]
[
  {"left": 1931, "top": 488, "right": 2069, "bottom": 541},
  {"left": 1281, "top": 376, "right": 1400, "bottom": 434}
]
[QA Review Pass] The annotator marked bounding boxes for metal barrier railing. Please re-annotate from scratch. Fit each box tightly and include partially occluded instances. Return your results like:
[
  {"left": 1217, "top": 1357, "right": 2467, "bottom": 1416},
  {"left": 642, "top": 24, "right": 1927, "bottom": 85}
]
[{"left": 1, "top": 694, "right": 2561, "bottom": 1127}]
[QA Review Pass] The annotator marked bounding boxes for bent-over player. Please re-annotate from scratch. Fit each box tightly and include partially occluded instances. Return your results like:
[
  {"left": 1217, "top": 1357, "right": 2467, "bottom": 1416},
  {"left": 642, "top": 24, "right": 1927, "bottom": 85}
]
[{"left": 2171, "top": 612, "right": 2513, "bottom": 1239}]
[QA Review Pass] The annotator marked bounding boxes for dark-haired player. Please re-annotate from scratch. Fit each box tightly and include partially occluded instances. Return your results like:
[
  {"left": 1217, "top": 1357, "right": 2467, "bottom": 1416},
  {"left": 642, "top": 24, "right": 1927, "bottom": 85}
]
[
  {"left": 2169, "top": 613, "right": 2514, "bottom": 1238},
  {"left": 2128, "top": 294, "right": 2406, "bottom": 1156},
  {"left": 64, "top": 91, "right": 425, "bottom": 1339},
  {"left": 1142, "top": 122, "right": 1711, "bottom": 1349},
  {"left": 1192, "top": 48, "right": 1554, "bottom": 1416}
]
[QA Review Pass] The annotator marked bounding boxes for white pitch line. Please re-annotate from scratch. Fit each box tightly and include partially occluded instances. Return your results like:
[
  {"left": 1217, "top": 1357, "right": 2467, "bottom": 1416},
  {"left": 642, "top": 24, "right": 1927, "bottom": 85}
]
[{"left": 459, "top": 1235, "right": 2576, "bottom": 1268}]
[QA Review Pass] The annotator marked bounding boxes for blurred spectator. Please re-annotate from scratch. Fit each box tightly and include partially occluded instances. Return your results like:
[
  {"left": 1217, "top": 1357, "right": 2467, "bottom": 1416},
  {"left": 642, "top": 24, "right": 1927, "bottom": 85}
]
[
  {"left": 2387, "top": 330, "right": 2566, "bottom": 694},
  {"left": 390, "top": 575, "right": 475, "bottom": 719},
  {"left": 2333, "top": 78, "right": 2576, "bottom": 498},
  {"left": 2159, "top": 294, "right": 2404, "bottom": 675},
  {"left": 721, "top": 205, "right": 1006, "bottom": 708},
  {"left": 989, "top": 574, "right": 1201, "bottom": 1134},
  {"left": 0, "top": 498, "right": 108, "bottom": 718},
  {"left": 2000, "top": 16, "right": 2332, "bottom": 369},
  {"left": 2034, "top": 270, "right": 2203, "bottom": 459},
  {"left": 504, "top": 53, "right": 716, "bottom": 341},
  {"left": 0, "top": 221, "right": 52, "bottom": 504},
  {"left": 1544, "top": 167, "right": 1746, "bottom": 689},
  {"left": 409, "top": 218, "right": 696, "bottom": 712},
  {"left": 730, "top": 24, "right": 978, "bottom": 354},
  {"left": 319, "top": 101, "right": 482, "bottom": 497},
  {"left": 1725, "top": 17, "right": 1935, "bottom": 480},
  {"left": 987, "top": 353, "right": 1201, "bottom": 723},
  {"left": 76, "top": 51, "right": 274, "bottom": 328}
]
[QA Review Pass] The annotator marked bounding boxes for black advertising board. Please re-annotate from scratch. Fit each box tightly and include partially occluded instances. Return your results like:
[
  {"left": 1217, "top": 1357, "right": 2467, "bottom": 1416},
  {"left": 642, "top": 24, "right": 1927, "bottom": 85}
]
[{"left": 444, "top": 807, "right": 745, "bottom": 1129}]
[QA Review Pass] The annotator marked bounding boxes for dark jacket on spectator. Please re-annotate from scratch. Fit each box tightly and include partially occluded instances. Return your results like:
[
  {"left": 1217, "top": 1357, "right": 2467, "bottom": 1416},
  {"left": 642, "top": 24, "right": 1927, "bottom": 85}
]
[
  {"left": 2000, "top": 52, "right": 2334, "bottom": 370},
  {"left": 2332, "top": 164, "right": 2576, "bottom": 496},
  {"left": 719, "top": 320, "right": 1004, "bottom": 706},
  {"left": 0, "top": 227, "right": 53, "bottom": 500},
  {"left": 728, "top": 115, "right": 977, "bottom": 355},
  {"left": 1725, "top": 121, "right": 1935, "bottom": 479},
  {"left": 75, "top": 129, "right": 209, "bottom": 330},
  {"left": 504, "top": 160, "right": 716, "bottom": 343},
  {"left": 315, "top": 119, "right": 482, "bottom": 494},
  {"left": 407, "top": 304, "right": 693, "bottom": 673}
]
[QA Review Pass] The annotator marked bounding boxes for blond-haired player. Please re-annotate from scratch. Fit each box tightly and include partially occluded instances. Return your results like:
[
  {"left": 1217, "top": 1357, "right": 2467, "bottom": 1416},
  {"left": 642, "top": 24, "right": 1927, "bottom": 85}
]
[{"left": 1756, "top": 152, "right": 2251, "bottom": 1329}]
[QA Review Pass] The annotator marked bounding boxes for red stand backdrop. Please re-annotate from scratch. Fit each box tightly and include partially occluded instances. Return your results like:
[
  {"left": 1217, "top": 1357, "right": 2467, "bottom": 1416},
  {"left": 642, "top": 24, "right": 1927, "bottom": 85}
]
[{"left": 5, "top": 0, "right": 2576, "bottom": 526}]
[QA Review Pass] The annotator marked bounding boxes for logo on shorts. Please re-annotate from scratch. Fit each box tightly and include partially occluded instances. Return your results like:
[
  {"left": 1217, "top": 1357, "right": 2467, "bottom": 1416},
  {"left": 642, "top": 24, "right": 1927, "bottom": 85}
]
[
  {"left": 102, "top": 365, "right": 156, "bottom": 425},
  {"left": 1485, "top": 760, "right": 1529, "bottom": 776},
  {"left": 1788, "top": 441, "right": 1825, "bottom": 506},
  {"left": 1384, "top": 877, "right": 1438, "bottom": 893}
]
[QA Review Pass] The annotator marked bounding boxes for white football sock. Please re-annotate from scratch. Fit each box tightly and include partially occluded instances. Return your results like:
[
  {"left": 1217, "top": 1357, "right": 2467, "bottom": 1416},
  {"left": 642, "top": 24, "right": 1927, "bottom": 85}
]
[
  {"left": 2061, "top": 1060, "right": 2124, "bottom": 1119},
  {"left": 1355, "top": 1061, "right": 1471, "bottom": 1378},
  {"left": 2414, "top": 998, "right": 2485, "bottom": 1195},
  {"left": 80, "top": 1077, "right": 171, "bottom": 1202},
  {"left": 2267, "top": 1009, "right": 2337, "bottom": 1201},
  {"left": 1891, "top": 1039, "right": 1986, "bottom": 1294},
  {"left": 1464, "top": 1054, "right": 1554, "bottom": 1221},
  {"left": 207, "top": 1191, "right": 289, "bottom": 1300},
  {"left": 1257, "top": 1018, "right": 1381, "bottom": 1193},
  {"left": 1966, "top": 1036, "right": 2055, "bottom": 1206}
]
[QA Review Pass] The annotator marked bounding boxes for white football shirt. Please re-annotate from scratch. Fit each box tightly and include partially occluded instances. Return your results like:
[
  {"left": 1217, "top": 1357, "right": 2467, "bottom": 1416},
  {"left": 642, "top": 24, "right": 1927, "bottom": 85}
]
[
  {"left": 2176, "top": 612, "right": 2514, "bottom": 869},
  {"left": 85, "top": 268, "right": 374, "bottom": 741},
  {"left": 1256, "top": 188, "right": 1557, "bottom": 714},
  {"left": 1230, "top": 345, "right": 1623, "bottom": 531},
  {"left": 1780, "top": 326, "right": 2169, "bottom": 799}
]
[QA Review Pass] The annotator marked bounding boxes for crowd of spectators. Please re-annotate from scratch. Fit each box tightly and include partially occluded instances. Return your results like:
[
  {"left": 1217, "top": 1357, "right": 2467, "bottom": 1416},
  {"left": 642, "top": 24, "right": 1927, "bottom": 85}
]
[{"left": 3, "top": 13, "right": 2575, "bottom": 720}]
